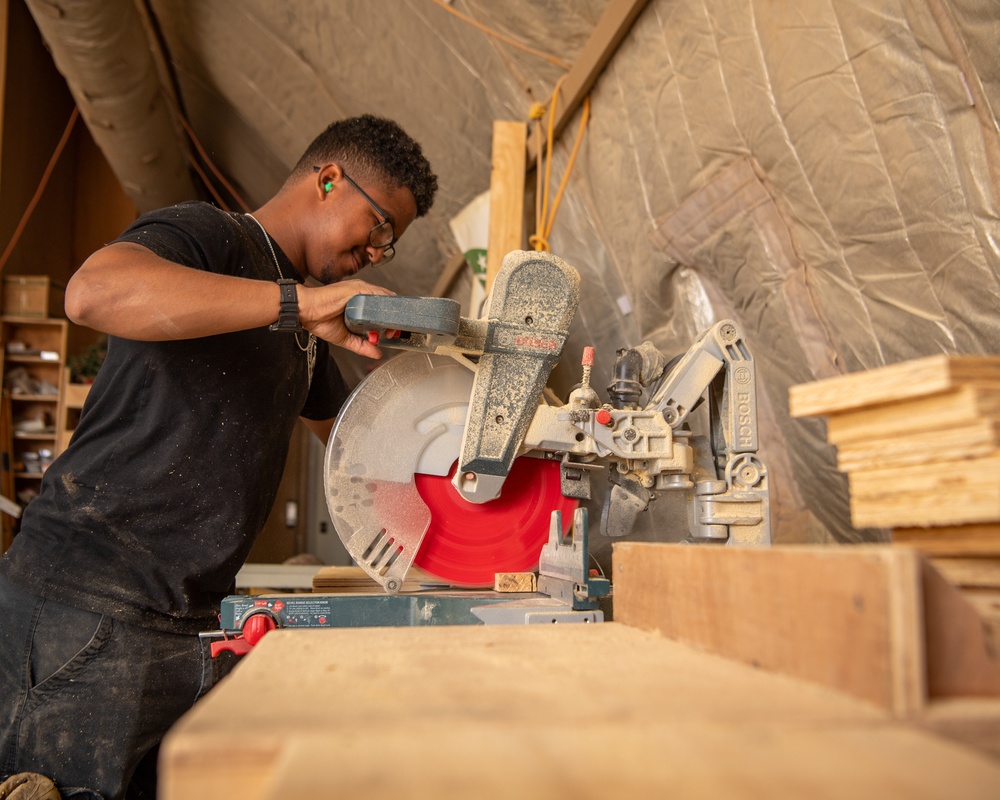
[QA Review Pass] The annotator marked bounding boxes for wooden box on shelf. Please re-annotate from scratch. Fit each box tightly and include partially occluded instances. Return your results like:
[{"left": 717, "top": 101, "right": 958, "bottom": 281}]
[{"left": 2, "top": 275, "right": 65, "bottom": 319}]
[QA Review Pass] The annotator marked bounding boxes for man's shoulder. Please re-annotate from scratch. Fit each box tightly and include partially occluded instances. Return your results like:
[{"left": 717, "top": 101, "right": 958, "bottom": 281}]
[
  {"left": 116, "top": 202, "right": 248, "bottom": 271},
  {"left": 132, "top": 200, "right": 234, "bottom": 228}
]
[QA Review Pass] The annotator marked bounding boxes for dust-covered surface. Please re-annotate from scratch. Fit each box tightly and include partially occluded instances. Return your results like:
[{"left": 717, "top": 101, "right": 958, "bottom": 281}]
[{"left": 27, "top": 1, "right": 1000, "bottom": 555}]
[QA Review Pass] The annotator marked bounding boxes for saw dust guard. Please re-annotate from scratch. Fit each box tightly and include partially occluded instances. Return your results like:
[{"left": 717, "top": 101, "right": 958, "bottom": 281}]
[{"left": 326, "top": 250, "right": 771, "bottom": 593}]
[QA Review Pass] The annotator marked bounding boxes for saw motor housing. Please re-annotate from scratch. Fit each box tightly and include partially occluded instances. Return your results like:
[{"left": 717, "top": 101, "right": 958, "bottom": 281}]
[{"left": 340, "top": 250, "right": 770, "bottom": 591}]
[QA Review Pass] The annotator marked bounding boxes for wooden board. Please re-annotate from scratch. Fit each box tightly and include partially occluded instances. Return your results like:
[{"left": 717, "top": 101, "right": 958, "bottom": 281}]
[
  {"left": 847, "top": 456, "right": 1000, "bottom": 528},
  {"left": 612, "top": 542, "right": 1000, "bottom": 715},
  {"left": 312, "top": 565, "right": 433, "bottom": 594},
  {"left": 894, "top": 524, "right": 1000, "bottom": 556},
  {"left": 836, "top": 419, "right": 1000, "bottom": 471},
  {"left": 485, "top": 120, "right": 526, "bottom": 292},
  {"left": 525, "top": 0, "right": 654, "bottom": 166},
  {"left": 788, "top": 355, "right": 1000, "bottom": 418},
  {"left": 159, "top": 624, "right": 1000, "bottom": 799},
  {"left": 825, "top": 386, "right": 1000, "bottom": 445}
]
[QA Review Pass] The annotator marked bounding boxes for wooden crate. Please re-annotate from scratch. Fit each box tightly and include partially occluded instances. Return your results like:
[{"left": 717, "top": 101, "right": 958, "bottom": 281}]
[{"left": 2, "top": 275, "right": 65, "bottom": 318}]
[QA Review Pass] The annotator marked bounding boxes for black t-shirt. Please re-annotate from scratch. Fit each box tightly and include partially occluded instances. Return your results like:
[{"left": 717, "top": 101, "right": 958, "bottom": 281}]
[{"left": 0, "top": 202, "right": 349, "bottom": 633}]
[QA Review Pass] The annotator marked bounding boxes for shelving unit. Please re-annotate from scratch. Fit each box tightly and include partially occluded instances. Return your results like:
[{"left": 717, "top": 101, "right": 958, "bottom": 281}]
[{"left": 0, "top": 316, "right": 69, "bottom": 540}]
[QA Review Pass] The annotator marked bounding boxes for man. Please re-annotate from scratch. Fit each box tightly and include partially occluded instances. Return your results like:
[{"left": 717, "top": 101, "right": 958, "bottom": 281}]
[{"left": 0, "top": 114, "right": 437, "bottom": 798}]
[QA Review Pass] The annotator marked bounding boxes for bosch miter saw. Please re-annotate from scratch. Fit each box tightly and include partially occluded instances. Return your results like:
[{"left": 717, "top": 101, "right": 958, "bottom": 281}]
[
  {"left": 325, "top": 250, "right": 770, "bottom": 593},
  {"left": 210, "top": 251, "right": 770, "bottom": 653}
]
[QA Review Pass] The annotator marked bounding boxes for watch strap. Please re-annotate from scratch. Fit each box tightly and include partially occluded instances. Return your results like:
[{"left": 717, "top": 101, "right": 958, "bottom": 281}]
[{"left": 270, "top": 279, "right": 303, "bottom": 332}]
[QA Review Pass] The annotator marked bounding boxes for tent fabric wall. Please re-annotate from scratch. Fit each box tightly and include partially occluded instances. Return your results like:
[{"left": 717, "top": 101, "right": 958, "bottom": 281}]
[{"left": 25, "top": 0, "right": 1000, "bottom": 553}]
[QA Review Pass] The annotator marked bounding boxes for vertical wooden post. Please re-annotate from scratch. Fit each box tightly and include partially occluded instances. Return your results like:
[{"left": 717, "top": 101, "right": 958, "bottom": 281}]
[{"left": 486, "top": 120, "right": 527, "bottom": 293}]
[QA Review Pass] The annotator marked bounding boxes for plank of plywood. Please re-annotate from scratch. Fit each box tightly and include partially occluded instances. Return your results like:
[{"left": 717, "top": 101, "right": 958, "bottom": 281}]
[
  {"left": 826, "top": 386, "right": 1000, "bottom": 446},
  {"left": 159, "top": 625, "right": 1000, "bottom": 800},
  {"left": 894, "top": 524, "right": 1000, "bottom": 556},
  {"left": 430, "top": 251, "right": 469, "bottom": 299},
  {"left": 311, "top": 565, "right": 431, "bottom": 594},
  {"left": 836, "top": 420, "right": 1000, "bottom": 472},
  {"left": 485, "top": 120, "right": 526, "bottom": 293},
  {"left": 851, "top": 490, "right": 1000, "bottom": 529},
  {"left": 612, "top": 542, "right": 927, "bottom": 714},
  {"left": 847, "top": 455, "right": 1000, "bottom": 528},
  {"left": 789, "top": 355, "right": 1000, "bottom": 419}
]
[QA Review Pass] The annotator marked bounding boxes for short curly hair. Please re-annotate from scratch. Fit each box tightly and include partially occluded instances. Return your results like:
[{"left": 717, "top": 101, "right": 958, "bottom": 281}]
[{"left": 292, "top": 115, "right": 438, "bottom": 217}]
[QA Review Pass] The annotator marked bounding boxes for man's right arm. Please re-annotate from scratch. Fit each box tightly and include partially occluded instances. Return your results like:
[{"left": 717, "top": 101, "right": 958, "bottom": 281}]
[{"left": 67, "top": 242, "right": 391, "bottom": 358}]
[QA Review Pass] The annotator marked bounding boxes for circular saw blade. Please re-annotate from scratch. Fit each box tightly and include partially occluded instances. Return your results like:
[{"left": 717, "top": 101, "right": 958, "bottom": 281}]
[
  {"left": 414, "top": 456, "right": 574, "bottom": 586},
  {"left": 325, "top": 352, "right": 574, "bottom": 588}
]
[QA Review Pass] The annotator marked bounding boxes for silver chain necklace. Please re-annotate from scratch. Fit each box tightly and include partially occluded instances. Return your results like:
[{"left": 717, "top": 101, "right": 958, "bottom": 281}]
[{"left": 246, "top": 213, "right": 316, "bottom": 387}]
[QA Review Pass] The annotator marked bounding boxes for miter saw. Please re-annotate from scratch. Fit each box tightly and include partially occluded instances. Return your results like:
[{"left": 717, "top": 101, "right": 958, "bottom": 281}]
[
  {"left": 326, "top": 249, "right": 770, "bottom": 593},
  {"left": 207, "top": 250, "right": 770, "bottom": 654}
]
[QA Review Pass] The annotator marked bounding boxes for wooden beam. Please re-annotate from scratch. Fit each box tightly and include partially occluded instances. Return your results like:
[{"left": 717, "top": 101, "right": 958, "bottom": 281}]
[
  {"left": 526, "top": 0, "right": 652, "bottom": 166},
  {"left": 612, "top": 542, "right": 1000, "bottom": 715},
  {"left": 486, "top": 120, "right": 526, "bottom": 292},
  {"left": 160, "top": 625, "right": 1000, "bottom": 798},
  {"left": 430, "top": 251, "right": 468, "bottom": 299}
]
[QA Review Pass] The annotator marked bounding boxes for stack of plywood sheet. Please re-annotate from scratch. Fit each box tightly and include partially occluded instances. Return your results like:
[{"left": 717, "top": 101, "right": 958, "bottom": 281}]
[
  {"left": 789, "top": 355, "right": 1000, "bottom": 531},
  {"left": 790, "top": 356, "right": 1000, "bottom": 639}
]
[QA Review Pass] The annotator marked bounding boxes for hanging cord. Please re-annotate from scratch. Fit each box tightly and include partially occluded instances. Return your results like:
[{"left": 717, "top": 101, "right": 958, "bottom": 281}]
[
  {"left": 529, "top": 79, "right": 590, "bottom": 252},
  {"left": 428, "top": 0, "right": 591, "bottom": 252},
  {"left": 430, "top": 0, "right": 570, "bottom": 69},
  {"left": 0, "top": 107, "right": 80, "bottom": 275},
  {"left": 171, "top": 101, "right": 251, "bottom": 213}
]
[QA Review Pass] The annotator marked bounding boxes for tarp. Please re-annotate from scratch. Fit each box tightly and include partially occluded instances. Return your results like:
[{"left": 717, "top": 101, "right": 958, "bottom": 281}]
[{"left": 27, "top": 0, "right": 1000, "bottom": 555}]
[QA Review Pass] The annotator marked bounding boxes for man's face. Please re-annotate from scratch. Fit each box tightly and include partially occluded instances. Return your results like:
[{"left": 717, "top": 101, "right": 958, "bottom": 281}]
[{"left": 309, "top": 166, "right": 418, "bottom": 284}]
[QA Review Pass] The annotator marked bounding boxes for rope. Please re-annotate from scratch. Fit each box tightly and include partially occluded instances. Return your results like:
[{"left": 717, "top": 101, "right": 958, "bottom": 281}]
[
  {"left": 430, "top": 0, "right": 570, "bottom": 69},
  {"left": 0, "top": 107, "right": 80, "bottom": 275},
  {"left": 429, "top": 1, "right": 591, "bottom": 253},
  {"left": 530, "top": 80, "right": 590, "bottom": 252}
]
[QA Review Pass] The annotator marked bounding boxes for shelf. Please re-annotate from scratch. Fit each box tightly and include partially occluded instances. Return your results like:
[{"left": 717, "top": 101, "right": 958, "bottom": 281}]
[
  {"left": 2, "top": 315, "right": 71, "bottom": 552},
  {"left": 7, "top": 353, "right": 62, "bottom": 367}
]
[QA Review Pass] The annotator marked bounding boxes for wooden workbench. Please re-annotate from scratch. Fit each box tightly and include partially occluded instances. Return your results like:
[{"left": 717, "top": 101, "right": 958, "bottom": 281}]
[{"left": 160, "top": 622, "right": 1000, "bottom": 799}]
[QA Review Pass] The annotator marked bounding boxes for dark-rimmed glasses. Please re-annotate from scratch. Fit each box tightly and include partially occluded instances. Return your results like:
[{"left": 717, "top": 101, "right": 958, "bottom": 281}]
[{"left": 314, "top": 165, "right": 396, "bottom": 264}]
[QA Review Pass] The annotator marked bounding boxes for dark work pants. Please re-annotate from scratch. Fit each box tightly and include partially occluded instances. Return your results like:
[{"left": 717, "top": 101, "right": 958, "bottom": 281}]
[{"left": 0, "top": 576, "right": 215, "bottom": 799}]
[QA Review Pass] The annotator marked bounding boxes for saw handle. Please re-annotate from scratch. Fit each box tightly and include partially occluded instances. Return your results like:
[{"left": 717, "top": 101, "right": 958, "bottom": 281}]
[{"left": 344, "top": 295, "right": 462, "bottom": 339}]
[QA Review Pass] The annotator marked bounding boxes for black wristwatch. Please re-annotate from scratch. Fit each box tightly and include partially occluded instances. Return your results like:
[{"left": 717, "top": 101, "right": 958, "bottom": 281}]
[{"left": 270, "top": 279, "right": 304, "bottom": 333}]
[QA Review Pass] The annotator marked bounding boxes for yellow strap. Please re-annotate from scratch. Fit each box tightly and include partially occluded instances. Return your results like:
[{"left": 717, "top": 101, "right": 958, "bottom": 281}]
[{"left": 531, "top": 79, "right": 590, "bottom": 252}]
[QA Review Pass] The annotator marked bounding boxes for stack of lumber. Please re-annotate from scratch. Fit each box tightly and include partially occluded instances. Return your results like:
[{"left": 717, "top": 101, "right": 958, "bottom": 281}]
[
  {"left": 790, "top": 356, "right": 1000, "bottom": 638},
  {"left": 789, "top": 355, "right": 1000, "bottom": 530}
]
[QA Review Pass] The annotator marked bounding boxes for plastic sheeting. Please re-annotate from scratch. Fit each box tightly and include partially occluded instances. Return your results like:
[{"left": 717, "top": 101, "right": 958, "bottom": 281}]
[{"left": 37, "top": 0, "right": 1000, "bottom": 556}]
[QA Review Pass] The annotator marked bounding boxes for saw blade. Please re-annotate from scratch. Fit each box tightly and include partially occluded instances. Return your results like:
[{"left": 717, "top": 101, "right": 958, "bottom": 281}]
[
  {"left": 325, "top": 352, "right": 574, "bottom": 589},
  {"left": 414, "top": 456, "right": 574, "bottom": 586}
]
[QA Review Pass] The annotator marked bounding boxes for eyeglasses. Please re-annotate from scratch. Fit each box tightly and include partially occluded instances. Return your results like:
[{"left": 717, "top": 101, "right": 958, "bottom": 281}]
[{"left": 314, "top": 166, "right": 396, "bottom": 264}]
